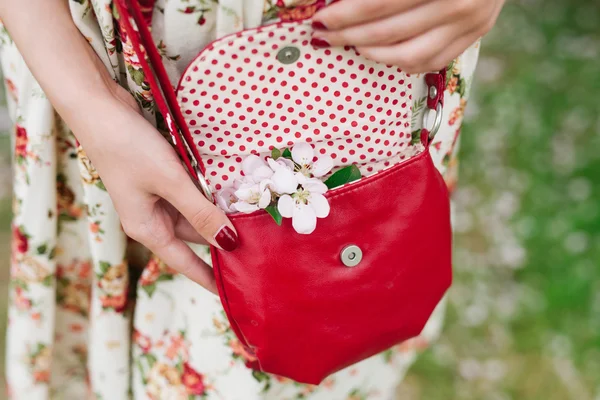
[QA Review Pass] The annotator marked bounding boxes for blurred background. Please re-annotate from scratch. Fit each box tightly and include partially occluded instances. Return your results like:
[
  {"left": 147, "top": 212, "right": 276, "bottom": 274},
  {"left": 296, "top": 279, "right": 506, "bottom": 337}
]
[{"left": 0, "top": 0, "right": 599, "bottom": 399}]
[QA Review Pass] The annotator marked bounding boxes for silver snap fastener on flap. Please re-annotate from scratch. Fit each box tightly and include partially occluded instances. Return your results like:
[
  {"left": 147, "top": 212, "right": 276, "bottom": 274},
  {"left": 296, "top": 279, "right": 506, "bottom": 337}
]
[
  {"left": 341, "top": 245, "right": 363, "bottom": 267},
  {"left": 277, "top": 46, "right": 301, "bottom": 65}
]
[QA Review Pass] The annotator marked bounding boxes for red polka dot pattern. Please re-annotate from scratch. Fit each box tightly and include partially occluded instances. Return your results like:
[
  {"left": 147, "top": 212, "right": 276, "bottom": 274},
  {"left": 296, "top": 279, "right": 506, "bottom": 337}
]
[{"left": 177, "top": 21, "right": 414, "bottom": 190}]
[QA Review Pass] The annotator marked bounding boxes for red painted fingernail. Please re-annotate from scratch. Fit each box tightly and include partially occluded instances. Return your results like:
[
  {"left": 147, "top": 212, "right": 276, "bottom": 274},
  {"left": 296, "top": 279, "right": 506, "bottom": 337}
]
[
  {"left": 311, "top": 21, "right": 328, "bottom": 30},
  {"left": 310, "top": 38, "right": 330, "bottom": 48},
  {"left": 214, "top": 226, "right": 239, "bottom": 252}
]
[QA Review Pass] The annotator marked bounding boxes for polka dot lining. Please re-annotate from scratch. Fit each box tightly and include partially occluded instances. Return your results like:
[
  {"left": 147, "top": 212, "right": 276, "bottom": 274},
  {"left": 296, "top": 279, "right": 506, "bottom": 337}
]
[{"left": 177, "top": 21, "right": 414, "bottom": 191}]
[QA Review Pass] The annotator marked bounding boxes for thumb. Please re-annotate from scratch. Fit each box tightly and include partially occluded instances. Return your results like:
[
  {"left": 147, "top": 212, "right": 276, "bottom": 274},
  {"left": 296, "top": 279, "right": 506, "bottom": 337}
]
[{"left": 160, "top": 171, "right": 239, "bottom": 252}]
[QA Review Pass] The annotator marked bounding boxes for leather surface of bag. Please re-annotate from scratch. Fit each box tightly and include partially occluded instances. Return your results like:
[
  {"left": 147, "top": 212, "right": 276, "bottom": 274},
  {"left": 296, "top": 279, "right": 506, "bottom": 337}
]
[{"left": 116, "top": 0, "right": 452, "bottom": 385}]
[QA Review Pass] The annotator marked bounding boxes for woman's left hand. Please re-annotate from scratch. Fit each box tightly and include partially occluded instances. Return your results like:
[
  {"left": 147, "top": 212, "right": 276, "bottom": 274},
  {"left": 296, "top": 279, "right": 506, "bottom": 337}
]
[{"left": 311, "top": 0, "right": 505, "bottom": 73}]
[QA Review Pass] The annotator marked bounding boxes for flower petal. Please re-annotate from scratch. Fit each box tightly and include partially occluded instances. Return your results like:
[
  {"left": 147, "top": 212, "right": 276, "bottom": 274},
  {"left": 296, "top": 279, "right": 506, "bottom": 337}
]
[
  {"left": 292, "top": 202, "right": 317, "bottom": 234},
  {"left": 291, "top": 142, "right": 314, "bottom": 165},
  {"left": 242, "top": 155, "right": 267, "bottom": 177},
  {"left": 302, "top": 178, "right": 328, "bottom": 194},
  {"left": 309, "top": 193, "right": 330, "bottom": 218},
  {"left": 259, "top": 179, "right": 273, "bottom": 192},
  {"left": 258, "top": 189, "right": 272, "bottom": 209},
  {"left": 252, "top": 165, "right": 274, "bottom": 182},
  {"left": 234, "top": 184, "right": 259, "bottom": 202},
  {"left": 233, "top": 201, "right": 260, "bottom": 213},
  {"left": 279, "top": 158, "right": 295, "bottom": 169},
  {"left": 271, "top": 168, "right": 299, "bottom": 194},
  {"left": 311, "top": 156, "right": 334, "bottom": 177},
  {"left": 295, "top": 172, "right": 307, "bottom": 185},
  {"left": 216, "top": 188, "right": 237, "bottom": 213},
  {"left": 267, "top": 157, "right": 283, "bottom": 171},
  {"left": 277, "top": 194, "right": 295, "bottom": 218}
]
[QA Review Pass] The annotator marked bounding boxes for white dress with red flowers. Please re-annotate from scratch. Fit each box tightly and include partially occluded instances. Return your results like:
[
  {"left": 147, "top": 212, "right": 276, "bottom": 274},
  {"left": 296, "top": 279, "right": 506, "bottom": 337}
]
[{"left": 0, "top": 1, "right": 479, "bottom": 399}]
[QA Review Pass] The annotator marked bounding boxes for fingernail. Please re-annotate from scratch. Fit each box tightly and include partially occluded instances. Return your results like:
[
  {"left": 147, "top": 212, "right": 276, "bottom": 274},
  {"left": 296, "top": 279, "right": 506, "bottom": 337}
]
[
  {"left": 311, "top": 21, "right": 328, "bottom": 30},
  {"left": 214, "top": 225, "right": 239, "bottom": 252},
  {"left": 310, "top": 38, "right": 330, "bottom": 48}
]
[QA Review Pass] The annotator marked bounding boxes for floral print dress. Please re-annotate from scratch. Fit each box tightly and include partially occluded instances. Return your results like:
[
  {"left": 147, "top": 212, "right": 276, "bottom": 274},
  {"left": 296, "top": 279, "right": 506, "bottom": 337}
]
[{"left": 0, "top": 1, "right": 480, "bottom": 399}]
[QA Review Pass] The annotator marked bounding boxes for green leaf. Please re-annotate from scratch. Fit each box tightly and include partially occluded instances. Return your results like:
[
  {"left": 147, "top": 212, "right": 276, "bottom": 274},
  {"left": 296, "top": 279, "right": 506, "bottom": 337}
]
[
  {"left": 458, "top": 78, "right": 467, "bottom": 98},
  {"left": 265, "top": 204, "right": 282, "bottom": 226},
  {"left": 282, "top": 148, "right": 292, "bottom": 159},
  {"left": 271, "top": 147, "right": 281, "bottom": 160},
  {"left": 442, "top": 153, "right": 451, "bottom": 167},
  {"left": 382, "top": 349, "right": 394, "bottom": 363},
  {"left": 128, "top": 65, "right": 146, "bottom": 87},
  {"left": 36, "top": 244, "right": 47, "bottom": 255},
  {"left": 446, "top": 61, "right": 455, "bottom": 82},
  {"left": 143, "top": 353, "right": 157, "bottom": 368},
  {"left": 99, "top": 261, "right": 111, "bottom": 275},
  {"left": 411, "top": 129, "right": 423, "bottom": 145},
  {"left": 410, "top": 96, "right": 426, "bottom": 128},
  {"left": 156, "top": 274, "right": 174, "bottom": 282},
  {"left": 58, "top": 214, "right": 78, "bottom": 222},
  {"left": 48, "top": 247, "right": 57, "bottom": 260},
  {"left": 41, "top": 275, "right": 53, "bottom": 287},
  {"left": 175, "top": 361, "right": 184, "bottom": 375},
  {"left": 142, "top": 283, "right": 156, "bottom": 297},
  {"left": 95, "top": 180, "right": 107, "bottom": 191},
  {"left": 324, "top": 165, "right": 362, "bottom": 190},
  {"left": 136, "top": 359, "right": 147, "bottom": 385},
  {"left": 252, "top": 370, "right": 271, "bottom": 382}
]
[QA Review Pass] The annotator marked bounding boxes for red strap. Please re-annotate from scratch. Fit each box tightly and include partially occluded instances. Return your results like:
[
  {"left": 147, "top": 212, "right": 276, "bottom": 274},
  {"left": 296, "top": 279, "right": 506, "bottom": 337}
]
[
  {"left": 425, "top": 68, "right": 446, "bottom": 110},
  {"left": 115, "top": 0, "right": 207, "bottom": 177},
  {"left": 137, "top": 0, "right": 156, "bottom": 27}
]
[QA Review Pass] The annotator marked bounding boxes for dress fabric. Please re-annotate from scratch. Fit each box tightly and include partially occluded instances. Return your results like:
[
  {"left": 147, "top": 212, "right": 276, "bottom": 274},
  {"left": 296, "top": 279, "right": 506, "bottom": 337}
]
[{"left": 0, "top": 1, "right": 480, "bottom": 399}]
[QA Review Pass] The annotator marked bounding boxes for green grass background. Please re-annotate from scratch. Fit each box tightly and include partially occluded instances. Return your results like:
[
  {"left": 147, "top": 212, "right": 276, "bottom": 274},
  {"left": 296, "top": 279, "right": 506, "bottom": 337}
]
[{"left": 1, "top": 1, "right": 599, "bottom": 398}]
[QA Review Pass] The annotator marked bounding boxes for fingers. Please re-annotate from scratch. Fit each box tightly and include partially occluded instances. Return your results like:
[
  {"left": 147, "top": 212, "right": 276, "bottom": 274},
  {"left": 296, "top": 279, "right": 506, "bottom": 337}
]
[
  {"left": 151, "top": 235, "right": 218, "bottom": 294},
  {"left": 313, "top": 1, "right": 447, "bottom": 48},
  {"left": 357, "top": 24, "right": 474, "bottom": 73},
  {"left": 173, "top": 213, "right": 209, "bottom": 245},
  {"left": 313, "top": 0, "right": 426, "bottom": 31},
  {"left": 425, "top": 33, "right": 481, "bottom": 74},
  {"left": 159, "top": 170, "right": 239, "bottom": 252},
  {"left": 119, "top": 199, "right": 218, "bottom": 293},
  {"left": 311, "top": 0, "right": 504, "bottom": 72}
]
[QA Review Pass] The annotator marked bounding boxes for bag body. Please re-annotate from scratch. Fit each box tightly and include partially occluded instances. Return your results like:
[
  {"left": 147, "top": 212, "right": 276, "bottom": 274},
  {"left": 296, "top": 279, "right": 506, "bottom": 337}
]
[
  {"left": 116, "top": 0, "right": 452, "bottom": 385},
  {"left": 212, "top": 147, "right": 451, "bottom": 384}
]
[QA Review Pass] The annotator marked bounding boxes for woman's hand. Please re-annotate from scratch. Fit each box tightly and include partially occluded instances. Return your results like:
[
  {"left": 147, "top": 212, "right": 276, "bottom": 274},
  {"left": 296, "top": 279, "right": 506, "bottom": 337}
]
[
  {"left": 0, "top": 0, "right": 237, "bottom": 294},
  {"left": 311, "top": 0, "right": 505, "bottom": 73},
  {"left": 78, "top": 85, "right": 238, "bottom": 294}
]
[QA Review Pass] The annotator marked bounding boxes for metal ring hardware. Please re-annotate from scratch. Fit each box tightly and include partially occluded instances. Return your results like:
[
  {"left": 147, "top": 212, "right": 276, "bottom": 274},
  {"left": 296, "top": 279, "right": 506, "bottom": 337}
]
[
  {"left": 193, "top": 166, "right": 215, "bottom": 203},
  {"left": 422, "top": 102, "right": 443, "bottom": 140}
]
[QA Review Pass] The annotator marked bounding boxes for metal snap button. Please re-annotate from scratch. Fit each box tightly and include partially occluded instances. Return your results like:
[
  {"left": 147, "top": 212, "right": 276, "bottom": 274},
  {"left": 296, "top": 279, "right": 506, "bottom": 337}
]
[
  {"left": 277, "top": 46, "right": 301, "bottom": 65},
  {"left": 341, "top": 245, "right": 363, "bottom": 267},
  {"left": 429, "top": 85, "right": 438, "bottom": 100}
]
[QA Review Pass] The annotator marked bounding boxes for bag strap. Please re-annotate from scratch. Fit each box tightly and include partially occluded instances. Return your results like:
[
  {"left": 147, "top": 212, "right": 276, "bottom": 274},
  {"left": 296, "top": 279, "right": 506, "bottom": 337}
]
[
  {"left": 114, "top": 0, "right": 446, "bottom": 197},
  {"left": 115, "top": 0, "right": 214, "bottom": 201}
]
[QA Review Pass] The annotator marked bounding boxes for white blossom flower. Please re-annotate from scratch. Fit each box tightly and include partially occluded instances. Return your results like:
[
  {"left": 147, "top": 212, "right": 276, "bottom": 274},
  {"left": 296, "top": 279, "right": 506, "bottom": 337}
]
[
  {"left": 216, "top": 187, "right": 238, "bottom": 214},
  {"left": 277, "top": 176, "right": 330, "bottom": 235},
  {"left": 267, "top": 157, "right": 295, "bottom": 171},
  {"left": 215, "top": 144, "right": 334, "bottom": 234},
  {"left": 270, "top": 164, "right": 299, "bottom": 195},
  {"left": 291, "top": 142, "right": 334, "bottom": 177},
  {"left": 233, "top": 181, "right": 272, "bottom": 213},
  {"left": 242, "top": 154, "right": 274, "bottom": 183}
]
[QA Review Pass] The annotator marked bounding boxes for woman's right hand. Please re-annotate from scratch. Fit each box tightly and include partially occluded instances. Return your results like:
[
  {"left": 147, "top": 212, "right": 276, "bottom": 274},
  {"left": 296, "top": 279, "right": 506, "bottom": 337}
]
[
  {"left": 0, "top": 0, "right": 237, "bottom": 294},
  {"left": 75, "top": 84, "right": 238, "bottom": 295}
]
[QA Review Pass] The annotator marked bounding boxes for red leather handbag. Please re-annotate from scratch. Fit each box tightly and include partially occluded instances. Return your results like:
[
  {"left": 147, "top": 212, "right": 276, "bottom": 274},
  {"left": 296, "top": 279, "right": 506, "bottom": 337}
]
[{"left": 116, "top": 0, "right": 452, "bottom": 385}]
